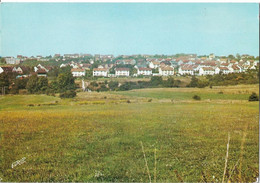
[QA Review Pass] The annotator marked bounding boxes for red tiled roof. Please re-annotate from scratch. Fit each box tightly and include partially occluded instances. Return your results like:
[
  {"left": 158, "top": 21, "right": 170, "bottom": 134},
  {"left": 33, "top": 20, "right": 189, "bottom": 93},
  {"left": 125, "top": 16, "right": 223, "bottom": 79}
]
[
  {"left": 115, "top": 68, "right": 130, "bottom": 71},
  {"left": 93, "top": 68, "right": 108, "bottom": 71},
  {"left": 202, "top": 67, "right": 215, "bottom": 71},
  {"left": 1, "top": 66, "right": 13, "bottom": 72},
  {"left": 71, "top": 68, "right": 85, "bottom": 72},
  {"left": 160, "top": 66, "right": 174, "bottom": 71},
  {"left": 138, "top": 67, "right": 152, "bottom": 71},
  {"left": 218, "top": 67, "right": 229, "bottom": 70},
  {"left": 36, "top": 68, "right": 47, "bottom": 74}
]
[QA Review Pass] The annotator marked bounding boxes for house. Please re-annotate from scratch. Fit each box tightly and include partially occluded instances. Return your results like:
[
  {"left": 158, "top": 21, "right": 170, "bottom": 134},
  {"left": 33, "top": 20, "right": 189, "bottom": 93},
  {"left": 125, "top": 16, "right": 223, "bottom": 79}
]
[
  {"left": 178, "top": 65, "right": 194, "bottom": 75},
  {"left": 115, "top": 68, "right": 130, "bottom": 77},
  {"left": 12, "top": 66, "right": 29, "bottom": 74},
  {"left": 149, "top": 61, "right": 160, "bottom": 69},
  {"left": 5, "top": 57, "right": 20, "bottom": 64},
  {"left": 159, "top": 66, "right": 174, "bottom": 76},
  {"left": 93, "top": 68, "right": 108, "bottom": 77},
  {"left": 124, "top": 59, "right": 136, "bottom": 65},
  {"left": 34, "top": 64, "right": 49, "bottom": 73},
  {"left": 199, "top": 67, "right": 215, "bottom": 75},
  {"left": 215, "top": 67, "right": 230, "bottom": 74},
  {"left": 60, "top": 63, "right": 67, "bottom": 68},
  {"left": 36, "top": 68, "right": 47, "bottom": 77},
  {"left": 229, "top": 65, "right": 241, "bottom": 73},
  {"left": 0, "top": 66, "right": 13, "bottom": 74},
  {"left": 202, "top": 61, "right": 217, "bottom": 67},
  {"left": 137, "top": 67, "right": 152, "bottom": 76},
  {"left": 71, "top": 68, "right": 85, "bottom": 77},
  {"left": 80, "top": 63, "right": 92, "bottom": 70},
  {"left": 209, "top": 53, "right": 215, "bottom": 60},
  {"left": 54, "top": 54, "right": 61, "bottom": 58}
]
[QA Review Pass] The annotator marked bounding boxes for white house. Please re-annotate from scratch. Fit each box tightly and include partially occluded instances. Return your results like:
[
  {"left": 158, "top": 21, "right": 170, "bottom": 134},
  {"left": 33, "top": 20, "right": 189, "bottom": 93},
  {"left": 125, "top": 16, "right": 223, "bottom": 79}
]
[
  {"left": 60, "top": 63, "right": 67, "bottom": 68},
  {"left": 5, "top": 57, "right": 21, "bottom": 65},
  {"left": 215, "top": 67, "right": 230, "bottom": 74},
  {"left": 12, "top": 66, "right": 25, "bottom": 74},
  {"left": 115, "top": 68, "right": 130, "bottom": 77},
  {"left": 159, "top": 66, "right": 174, "bottom": 76},
  {"left": 137, "top": 67, "right": 152, "bottom": 76},
  {"left": 0, "top": 66, "right": 13, "bottom": 74},
  {"left": 199, "top": 67, "right": 215, "bottom": 75},
  {"left": 93, "top": 68, "right": 108, "bottom": 77},
  {"left": 34, "top": 64, "right": 49, "bottom": 72},
  {"left": 71, "top": 68, "right": 85, "bottom": 77},
  {"left": 178, "top": 65, "right": 194, "bottom": 75},
  {"left": 149, "top": 61, "right": 160, "bottom": 69},
  {"left": 229, "top": 65, "right": 241, "bottom": 73}
]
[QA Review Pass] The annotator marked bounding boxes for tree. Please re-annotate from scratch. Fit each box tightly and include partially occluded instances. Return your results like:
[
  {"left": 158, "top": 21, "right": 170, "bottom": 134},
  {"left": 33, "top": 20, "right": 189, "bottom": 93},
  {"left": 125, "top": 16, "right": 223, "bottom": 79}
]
[
  {"left": 37, "top": 77, "right": 48, "bottom": 92},
  {"left": 85, "top": 69, "right": 92, "bottom": 78},
  {"left": 193, "top": 95, "right": 201, "bottom": 100},
  {"left": 0, "top": 58, "right": 6, "bottom": 64},
  {"left": 47, "top": 66, "right": 59, "bottom": 77},
  {"left": 152, "top": 68, "right": 159, "bottom": 73},
  {"left": 108, "top": 81, "right": 119, "bottom": 91},
  {"left": 150, "top": 76, "right": 163, "bottom": 86},
  {"left": 0, "top": 72, "right": 10, "bottom": 87},
  {"left": 236, "top": 53, "right": 241, "bottom": 60},
  {"left": 187, "top": 76, "right": 199, "bottom": 87},
  {"left": 10, "top": 77, "right": 29, "bottom": 94},
  {"left": 59, "top": 90, "right": 76, "bottom": 98},
  {"left": 163, "top": 77, "right": 175, "bottom": 87},
  {"left": 57, "top": 72, "right": 76, "bottom": 92},
  {"left": 248, "top": 92, "right": 259, "bottom": 101},
  {"left": 228, "top": 54, "right": 235, "bottom": 60},
  {"left": 26, "top": 75, "right": 39, "bottom": 93}
]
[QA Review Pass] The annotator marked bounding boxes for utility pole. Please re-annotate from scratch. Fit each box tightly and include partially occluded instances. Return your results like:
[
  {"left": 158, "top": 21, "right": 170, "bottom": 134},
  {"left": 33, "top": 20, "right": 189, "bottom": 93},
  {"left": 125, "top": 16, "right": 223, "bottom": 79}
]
[
  {"left": 1, "top": 86, "right": 8, "bottom": 95},
  {"left": 3, "top": 86, "right": 7, "bottom": 95}
]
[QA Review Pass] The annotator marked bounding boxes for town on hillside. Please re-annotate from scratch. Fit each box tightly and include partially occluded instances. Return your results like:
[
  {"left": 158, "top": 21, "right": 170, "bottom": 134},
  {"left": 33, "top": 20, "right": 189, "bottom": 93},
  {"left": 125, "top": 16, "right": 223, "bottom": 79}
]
[{"left": 0, "top": 53, "right": 259, "bottom": 78}]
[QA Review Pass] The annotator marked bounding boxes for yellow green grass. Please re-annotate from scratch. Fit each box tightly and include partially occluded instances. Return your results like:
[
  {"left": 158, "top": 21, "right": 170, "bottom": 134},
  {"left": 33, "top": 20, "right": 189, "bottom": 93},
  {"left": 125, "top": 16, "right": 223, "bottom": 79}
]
[{"left": 0, "top": 84, "right": 258, "bottom": 182}]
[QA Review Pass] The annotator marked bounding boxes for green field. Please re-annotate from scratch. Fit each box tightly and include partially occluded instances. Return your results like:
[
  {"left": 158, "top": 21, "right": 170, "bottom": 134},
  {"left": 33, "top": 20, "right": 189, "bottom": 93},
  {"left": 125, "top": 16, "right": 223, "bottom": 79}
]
[{"left": 0, "top": 85, "right": 259, "bottom": 182}]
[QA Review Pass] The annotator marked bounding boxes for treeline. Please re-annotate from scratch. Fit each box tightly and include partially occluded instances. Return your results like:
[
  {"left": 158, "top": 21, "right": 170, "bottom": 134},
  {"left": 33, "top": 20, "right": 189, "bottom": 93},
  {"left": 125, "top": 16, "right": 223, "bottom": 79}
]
[
  {"left": 0, "top": 67, "right": 77, "bottom": 98},
  {"left": 187, "top": 69, "right": 259, "bottom": 88},
  {"left": 87, "top": 76, "right": 182, "bottom": 92}
]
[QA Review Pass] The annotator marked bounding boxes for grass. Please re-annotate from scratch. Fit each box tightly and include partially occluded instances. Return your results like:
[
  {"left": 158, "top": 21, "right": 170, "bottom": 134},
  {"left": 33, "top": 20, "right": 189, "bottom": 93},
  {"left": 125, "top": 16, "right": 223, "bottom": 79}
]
[
  {"left": 0, "top": 84, "right": 258, "bottom": 182},
  {"left": 110, "top": 84, "right": 259, "bottom": 101}
]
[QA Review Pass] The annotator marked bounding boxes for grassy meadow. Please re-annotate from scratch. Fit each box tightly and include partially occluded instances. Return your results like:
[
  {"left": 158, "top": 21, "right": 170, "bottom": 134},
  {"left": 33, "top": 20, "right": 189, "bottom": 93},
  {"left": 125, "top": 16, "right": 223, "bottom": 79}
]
[{"left": 0, "top": 84, "right": 259, "bottom": 182}]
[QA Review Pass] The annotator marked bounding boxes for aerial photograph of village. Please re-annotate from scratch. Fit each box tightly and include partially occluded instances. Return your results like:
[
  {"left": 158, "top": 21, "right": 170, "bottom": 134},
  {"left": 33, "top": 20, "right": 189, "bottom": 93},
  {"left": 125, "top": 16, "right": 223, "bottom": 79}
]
[{"left": 0, "top": 2, "right": 259, "bottom": 182}]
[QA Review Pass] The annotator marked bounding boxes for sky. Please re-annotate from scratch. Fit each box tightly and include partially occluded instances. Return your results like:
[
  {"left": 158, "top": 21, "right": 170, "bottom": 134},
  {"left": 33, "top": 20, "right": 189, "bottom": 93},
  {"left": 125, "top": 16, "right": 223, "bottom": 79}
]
[{"left": 0, "top": 3, "right": 259, "bottom": 57}]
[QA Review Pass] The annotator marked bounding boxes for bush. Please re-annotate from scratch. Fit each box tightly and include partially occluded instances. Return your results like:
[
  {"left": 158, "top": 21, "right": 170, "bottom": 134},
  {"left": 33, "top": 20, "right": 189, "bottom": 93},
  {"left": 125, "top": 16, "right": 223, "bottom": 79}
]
[
  {"left": 148, "top": 99, "right": 152, "bottom": 102},
  {"left": 60, "top": 90, "right": 77, "bottom": 98},
  {"left": 192, "top": 95, "right": 201, "bottom": 100},
  {"left": 248, "top": 92, "right": 259, "bottom": 101}
]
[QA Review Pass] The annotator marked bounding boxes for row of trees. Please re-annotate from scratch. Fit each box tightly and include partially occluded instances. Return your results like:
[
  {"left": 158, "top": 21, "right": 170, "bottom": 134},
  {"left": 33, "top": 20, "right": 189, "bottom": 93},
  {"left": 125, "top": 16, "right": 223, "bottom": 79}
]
[
  {"left": 187, "top": 69, "right": 259, "bottom": 88},
  {"left": 87, "top": 76, "right": 183, "bottom": 92},
  {"left": 0, "top": 68, "right": 77, "bottom": 98}
]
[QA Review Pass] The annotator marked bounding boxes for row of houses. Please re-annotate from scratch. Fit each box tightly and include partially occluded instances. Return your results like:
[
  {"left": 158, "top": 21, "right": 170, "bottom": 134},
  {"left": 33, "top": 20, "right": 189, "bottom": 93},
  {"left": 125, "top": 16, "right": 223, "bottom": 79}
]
[
  {"left": 0, "top": 64, "right": 49, "bottom": 77},
  {"left": 74, "top": 66, "right": 175, "bottom": 77},
  {"left": 69, "top": 57, "right": 258, "bottom": 77}
]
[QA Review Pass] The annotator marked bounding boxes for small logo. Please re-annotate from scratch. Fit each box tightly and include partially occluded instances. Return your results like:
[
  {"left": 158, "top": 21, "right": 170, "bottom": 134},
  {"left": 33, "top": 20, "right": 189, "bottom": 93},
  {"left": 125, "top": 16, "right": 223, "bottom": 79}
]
[{"left": 11, "top": 157, "right": 26, "bottom": 169}]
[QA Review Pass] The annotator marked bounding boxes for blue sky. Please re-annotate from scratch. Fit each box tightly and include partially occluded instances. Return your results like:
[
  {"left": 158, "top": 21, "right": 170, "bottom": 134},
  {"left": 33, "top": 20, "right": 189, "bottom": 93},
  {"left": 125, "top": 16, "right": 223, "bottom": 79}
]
[{"left": 0, "top": 3, "right": 259, "bottom": 57}]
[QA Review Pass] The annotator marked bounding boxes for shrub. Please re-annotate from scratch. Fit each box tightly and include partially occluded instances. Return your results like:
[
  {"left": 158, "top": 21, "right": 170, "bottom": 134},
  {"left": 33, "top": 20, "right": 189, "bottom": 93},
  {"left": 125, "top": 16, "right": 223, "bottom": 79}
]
[
  {"left": 148, "top": 99, "right": 152, "bottom": 102},
  {"left": 99, "top": 84, "right": 109, "bottom": 92},
  {"left": 108, "top": 81, "right": 119, "bottom": 91},
  {"left": 248, "top": 92, "right": 259, "bottom": 101},
  {"left": 192, "top": 95, "right": 201, "bottom": 100},
  {"left": 60, "top": 90, "right": 77, "bottom": 98}
]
